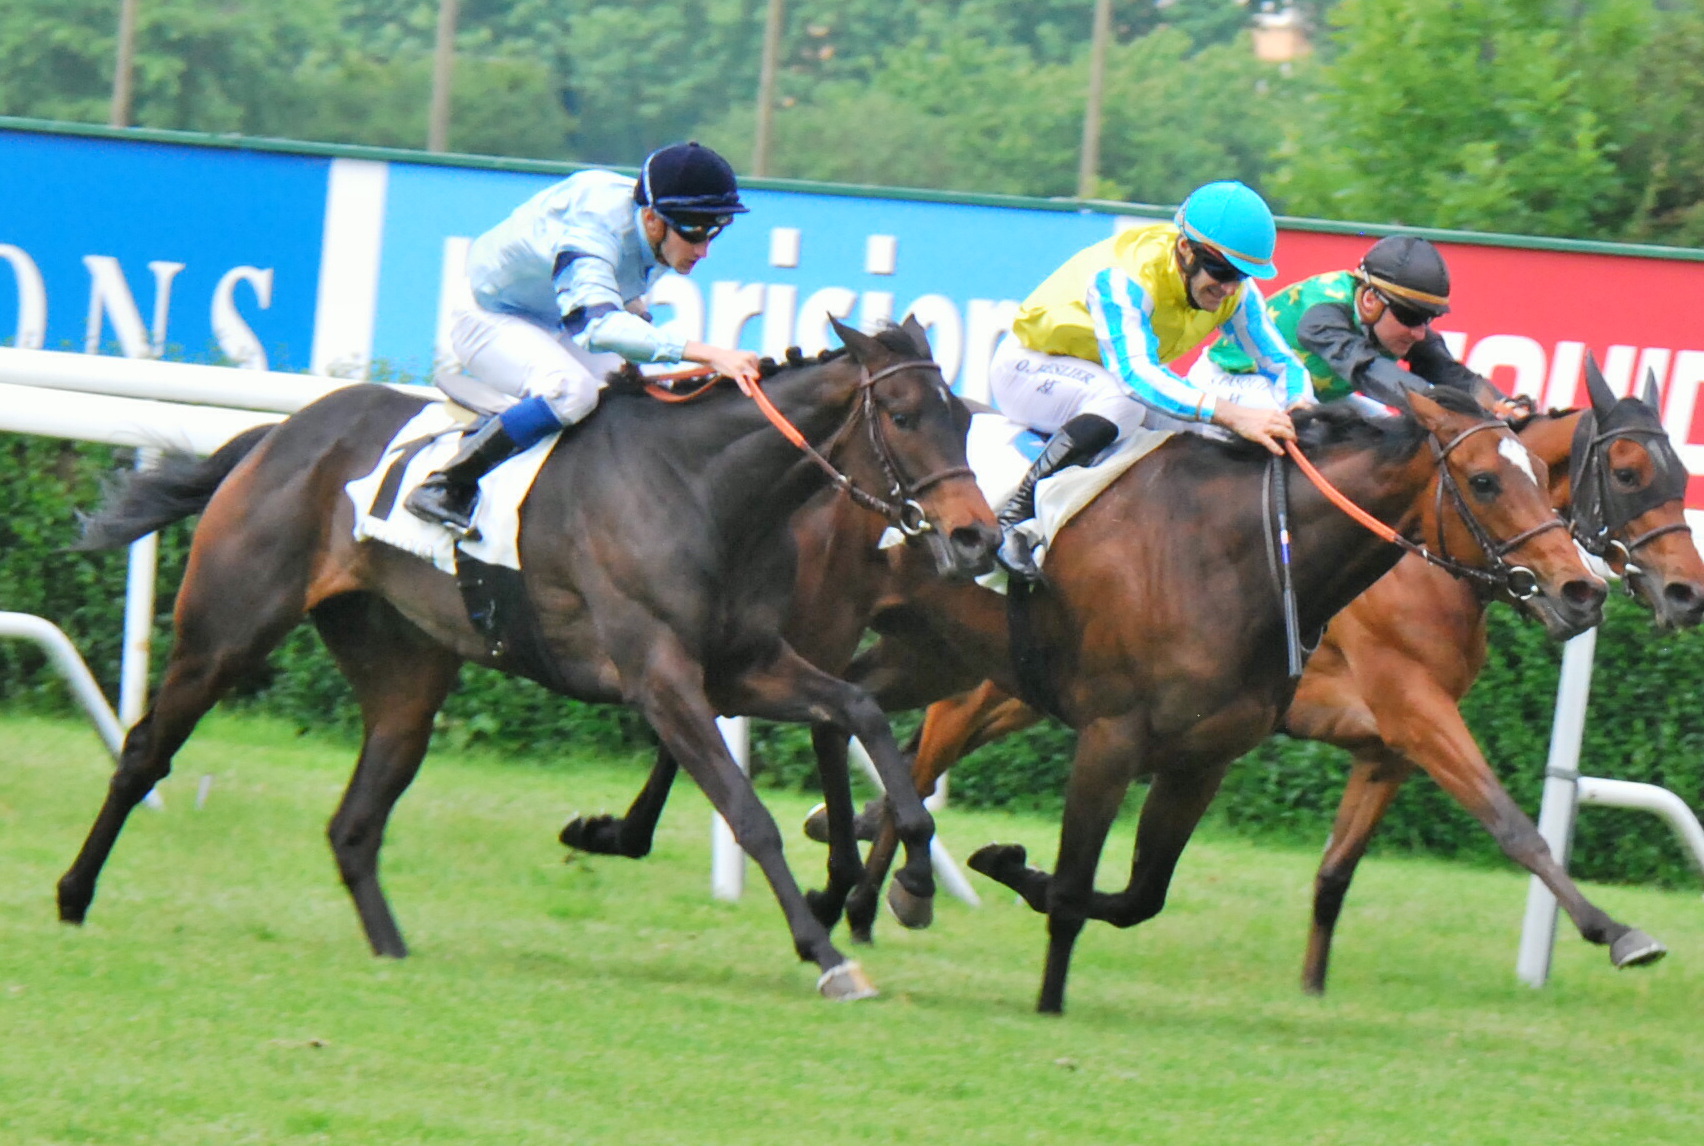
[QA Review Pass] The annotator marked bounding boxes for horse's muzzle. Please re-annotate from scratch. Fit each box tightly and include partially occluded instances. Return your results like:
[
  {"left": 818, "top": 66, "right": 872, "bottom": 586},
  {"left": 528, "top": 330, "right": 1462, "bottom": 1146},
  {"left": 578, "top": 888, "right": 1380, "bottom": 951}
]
[{"left": 931, "top": 521, "right": 1000, "bottom": 580}]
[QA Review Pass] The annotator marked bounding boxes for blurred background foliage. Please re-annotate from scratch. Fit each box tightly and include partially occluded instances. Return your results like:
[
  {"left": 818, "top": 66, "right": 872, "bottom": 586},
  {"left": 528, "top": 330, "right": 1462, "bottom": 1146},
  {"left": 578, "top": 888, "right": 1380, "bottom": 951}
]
[{"left": 1, "top": 1, "right": 1703, "bottom": 242}]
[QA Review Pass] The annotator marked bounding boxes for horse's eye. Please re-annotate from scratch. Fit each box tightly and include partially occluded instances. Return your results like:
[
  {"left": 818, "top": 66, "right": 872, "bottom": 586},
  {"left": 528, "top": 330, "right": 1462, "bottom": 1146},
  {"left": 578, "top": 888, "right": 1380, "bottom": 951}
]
[
  {"left": 1469, "top": 473, "right": 1500, "bottom": 498},
  {"left": 890, "top": 409, "right": 917, "bottom": 431},
  {"left": 1612, "top": 467, "right": 1640, "bottom": 487}
]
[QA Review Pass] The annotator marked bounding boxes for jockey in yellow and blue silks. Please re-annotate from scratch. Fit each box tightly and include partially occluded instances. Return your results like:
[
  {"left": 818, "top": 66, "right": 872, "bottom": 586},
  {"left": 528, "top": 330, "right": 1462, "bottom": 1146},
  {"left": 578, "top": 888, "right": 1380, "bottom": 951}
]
[
  {"left": 407, "top": 141, "right": 763, "bottom": 538},
  {"left": 988, "top": 180, "right": 1311, "bottom": 579}
]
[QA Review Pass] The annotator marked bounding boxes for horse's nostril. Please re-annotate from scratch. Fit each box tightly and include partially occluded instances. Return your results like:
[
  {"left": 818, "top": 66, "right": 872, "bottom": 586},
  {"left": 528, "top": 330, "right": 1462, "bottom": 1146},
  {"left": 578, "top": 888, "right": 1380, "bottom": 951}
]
[{"left": 1564, "top": 579, "right": 1608, "bottom": 611}]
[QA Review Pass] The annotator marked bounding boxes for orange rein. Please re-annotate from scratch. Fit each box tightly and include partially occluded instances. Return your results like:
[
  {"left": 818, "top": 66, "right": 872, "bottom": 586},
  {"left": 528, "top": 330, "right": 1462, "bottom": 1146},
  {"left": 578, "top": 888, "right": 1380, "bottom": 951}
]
[
  {"left": 1282, "top": 440, "right": 1404, "bottom": 546},
  {"left": 641, "top": 365, "right": 814, "bottom": 452}
]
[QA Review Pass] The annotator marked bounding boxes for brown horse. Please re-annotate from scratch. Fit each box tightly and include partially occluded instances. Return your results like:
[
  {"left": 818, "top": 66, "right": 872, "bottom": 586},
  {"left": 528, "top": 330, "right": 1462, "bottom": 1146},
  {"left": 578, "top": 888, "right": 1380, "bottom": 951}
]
[
  {"left": 55, "top": 318, "right": 998, "bottom": 1001},
  {"left": 850, "top": 367, "right": 1698, "bottom": 997},
  {"left": 817, "top": 387, "right": 1606, "bottom": 1012}
]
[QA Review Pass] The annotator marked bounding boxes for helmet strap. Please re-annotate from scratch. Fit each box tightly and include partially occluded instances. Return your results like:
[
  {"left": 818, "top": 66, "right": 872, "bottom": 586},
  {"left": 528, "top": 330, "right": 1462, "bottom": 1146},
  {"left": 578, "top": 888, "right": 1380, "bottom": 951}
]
[{"left": 1175, "top": 237, "right": 1208, "bottom": 311}]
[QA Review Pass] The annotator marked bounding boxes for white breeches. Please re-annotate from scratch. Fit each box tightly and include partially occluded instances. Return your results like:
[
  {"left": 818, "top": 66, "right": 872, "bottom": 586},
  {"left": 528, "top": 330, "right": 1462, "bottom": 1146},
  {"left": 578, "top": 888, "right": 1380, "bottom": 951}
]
[
  {"left": 448, "top": 303, "right": 624, "bottom": 425},
  {"left": 986, "top": 338, "right": 1154, "bottom": 443}
]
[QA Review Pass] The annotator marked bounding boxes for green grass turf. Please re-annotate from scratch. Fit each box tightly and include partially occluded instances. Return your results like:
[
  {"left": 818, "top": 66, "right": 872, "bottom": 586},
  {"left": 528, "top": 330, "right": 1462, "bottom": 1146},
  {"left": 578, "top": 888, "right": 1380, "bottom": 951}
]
[{"left": 2, "top": 712, "right": 1701, "bottom": 1145}]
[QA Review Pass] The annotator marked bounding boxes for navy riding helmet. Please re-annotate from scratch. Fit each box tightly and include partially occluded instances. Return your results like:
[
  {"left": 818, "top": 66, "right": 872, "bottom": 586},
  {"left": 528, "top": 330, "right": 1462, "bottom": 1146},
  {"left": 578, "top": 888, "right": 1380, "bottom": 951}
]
[{"left": 634, "top": 141, "right": 748, "bottom": 231}]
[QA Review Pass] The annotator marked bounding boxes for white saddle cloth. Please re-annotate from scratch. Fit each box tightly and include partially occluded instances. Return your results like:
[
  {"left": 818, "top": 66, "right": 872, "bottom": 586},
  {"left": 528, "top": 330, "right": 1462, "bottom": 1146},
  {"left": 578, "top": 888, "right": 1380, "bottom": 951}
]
[
  {"left": 884, "top": 412, "right": 1173, "bottom": 591},
  {"left": 344, "top": 403, "right": 559, "bottom": 574}
]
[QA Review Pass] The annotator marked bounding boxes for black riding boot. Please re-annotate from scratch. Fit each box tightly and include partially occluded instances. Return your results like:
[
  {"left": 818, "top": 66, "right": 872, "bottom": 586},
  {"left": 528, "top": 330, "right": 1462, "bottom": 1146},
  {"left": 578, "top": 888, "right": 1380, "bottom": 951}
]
[
  {"left": 404, "top": 417, "right": 524, "bottom": 540},
  {"left": 995, "top": 413, "right": 1118, "bottom": 581}
]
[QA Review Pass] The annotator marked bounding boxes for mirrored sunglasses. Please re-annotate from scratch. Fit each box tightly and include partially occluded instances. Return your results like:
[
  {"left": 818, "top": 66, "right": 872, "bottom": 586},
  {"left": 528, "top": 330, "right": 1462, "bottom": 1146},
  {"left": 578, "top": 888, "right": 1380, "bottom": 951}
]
[{"left": 662, "top": 214, "right": 730, "bottom": 244}]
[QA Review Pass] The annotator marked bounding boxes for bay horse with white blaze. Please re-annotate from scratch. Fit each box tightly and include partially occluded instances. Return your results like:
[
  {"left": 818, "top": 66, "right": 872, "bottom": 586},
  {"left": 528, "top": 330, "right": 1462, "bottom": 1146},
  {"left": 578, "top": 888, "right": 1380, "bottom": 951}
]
[
  {"left": 55, "top": 317, "right": 997, "bottom": 1001},
  {"left": 827, "top": 388, "right": 1606, "bottom": 1012},
  {"left": 847, "top": 365, "right": 1697, "bottom": 995}
]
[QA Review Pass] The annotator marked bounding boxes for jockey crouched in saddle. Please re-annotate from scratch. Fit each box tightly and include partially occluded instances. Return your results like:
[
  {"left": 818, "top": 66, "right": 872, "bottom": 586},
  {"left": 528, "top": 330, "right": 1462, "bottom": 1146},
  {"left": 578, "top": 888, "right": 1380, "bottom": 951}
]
[
  {"left": 988, "top": 179, "right": 1312, "bottom": 580},
  {"left": 1189, "top": 232, "right": 1508, "bottom": 421},
  {"left": 407, "top": 141, "right": 764, "bottom": 536}
]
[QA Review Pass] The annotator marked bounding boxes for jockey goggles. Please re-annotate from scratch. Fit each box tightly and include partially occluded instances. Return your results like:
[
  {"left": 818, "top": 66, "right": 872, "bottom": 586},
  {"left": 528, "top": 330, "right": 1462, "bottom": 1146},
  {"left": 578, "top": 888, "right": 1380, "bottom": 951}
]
[
  {"left": 1189, "top": 241, "right": 1248, "bottom": 284},
  {"left": 1373, "top": 290, "right": 1435, "bottom": 329},
  {"left": 658, "top": 210, "right": 732, "bottom": 244}
]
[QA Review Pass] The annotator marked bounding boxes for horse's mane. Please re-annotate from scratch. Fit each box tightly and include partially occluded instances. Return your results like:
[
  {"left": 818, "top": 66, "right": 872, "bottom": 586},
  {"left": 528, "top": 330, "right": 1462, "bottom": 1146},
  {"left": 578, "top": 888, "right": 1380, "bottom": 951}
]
[
  {"left": 1211, "top": 386, "right": 1488, "bottom": 465},
  {"left": 600, "top": 322, "right": 929, "bottom": 398}
]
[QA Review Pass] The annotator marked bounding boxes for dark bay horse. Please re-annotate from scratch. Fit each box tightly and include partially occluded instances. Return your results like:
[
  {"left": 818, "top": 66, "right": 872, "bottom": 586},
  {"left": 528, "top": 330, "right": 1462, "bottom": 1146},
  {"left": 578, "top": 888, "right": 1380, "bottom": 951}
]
[
  {"left": 827, "top": 388, "right": 1606, "bottom": 1012},
  {"left": 55, "top": 317, "right": 998, "bottom": 1001},
  {"left": 849, "top": 367, "right": 1699, "bottom": 997}
]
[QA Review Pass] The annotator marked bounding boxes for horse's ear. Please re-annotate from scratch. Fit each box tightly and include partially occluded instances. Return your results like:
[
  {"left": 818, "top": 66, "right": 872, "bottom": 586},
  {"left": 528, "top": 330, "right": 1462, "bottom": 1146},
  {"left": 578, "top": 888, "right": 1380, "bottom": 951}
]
[
  {"left": 1405, "top": 388, "right": 1449, "bottom": 433},
  {"left": 1640, "top": 366, "right": 1662, "bottom": 411},
  {"left": 830, "top": 315, "right": 878, "bottom": 363},
  {"left": 899, "top": 314, "right": 933, "bottom": 358},
  {"left": 1584, "top": 352, "right": 1618, "bottom": 416}
]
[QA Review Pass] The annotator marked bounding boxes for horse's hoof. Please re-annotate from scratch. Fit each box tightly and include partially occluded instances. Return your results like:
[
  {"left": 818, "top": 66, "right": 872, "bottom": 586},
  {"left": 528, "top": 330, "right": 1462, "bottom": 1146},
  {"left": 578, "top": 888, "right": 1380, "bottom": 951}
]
[
  {"left": 1611, "top": 928, "right": 1667, "bottom": 968},
  {"left": 817, "top": 960, "right": 879, "bottom": 1001},
  {"left": 802, "top": 804, "right": 830, "bottom": 844},
  {"left": 887, "top": 880, "right": 934, "bottom": 930},
  {"left": 968, "top": 842, "right": 1026, "bottom": 881}
]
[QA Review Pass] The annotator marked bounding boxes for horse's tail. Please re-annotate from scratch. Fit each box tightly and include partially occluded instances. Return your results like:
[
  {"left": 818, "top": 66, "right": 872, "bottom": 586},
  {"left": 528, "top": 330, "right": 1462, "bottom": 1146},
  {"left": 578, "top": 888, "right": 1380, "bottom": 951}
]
[{"left": 71, "top": 423, "right": 276, "bottom": 551}]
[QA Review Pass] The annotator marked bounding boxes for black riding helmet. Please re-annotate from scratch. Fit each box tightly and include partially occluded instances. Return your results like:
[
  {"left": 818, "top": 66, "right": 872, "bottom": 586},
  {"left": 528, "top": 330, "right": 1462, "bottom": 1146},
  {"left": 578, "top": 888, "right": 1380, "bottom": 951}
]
[
  {"left": 1358, "top": 235, "right": 1451, "bottom": 318},
  {"left": 634, "top": 141, "right": 748, "bottom": 229}
]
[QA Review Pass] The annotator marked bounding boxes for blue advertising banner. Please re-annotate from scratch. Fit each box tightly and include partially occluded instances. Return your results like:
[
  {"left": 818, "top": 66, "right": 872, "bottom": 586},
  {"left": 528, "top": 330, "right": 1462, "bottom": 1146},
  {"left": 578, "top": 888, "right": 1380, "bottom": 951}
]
[{"left": 0, "top": 128, "right": 328, "bottom": 372}]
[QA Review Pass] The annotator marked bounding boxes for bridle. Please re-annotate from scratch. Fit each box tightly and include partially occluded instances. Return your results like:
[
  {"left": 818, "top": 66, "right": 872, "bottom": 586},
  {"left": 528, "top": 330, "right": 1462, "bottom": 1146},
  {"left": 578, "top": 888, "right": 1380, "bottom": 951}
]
[
  {"left": 1426, "top": 421, "right": 1563, "bottom": 599},
  {"left": 1566, "top": 410, "right": 1692, "bottom": 588},
  {"left": 645, "top": 356, "right": 972, "bottom": 537},
  {"left": 1282, "top": 417, "right": 1567, "bottom": 600}
]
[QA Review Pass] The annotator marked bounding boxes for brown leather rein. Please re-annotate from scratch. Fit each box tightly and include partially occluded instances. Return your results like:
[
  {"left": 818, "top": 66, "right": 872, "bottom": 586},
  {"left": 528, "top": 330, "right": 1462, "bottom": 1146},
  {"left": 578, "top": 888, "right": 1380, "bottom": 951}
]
[
  {"left": 1282, "top": 419, "right": 1565, "bottom": 600},
  {"left": 642, "top": 359, "right": 971, "bottom": 536}
]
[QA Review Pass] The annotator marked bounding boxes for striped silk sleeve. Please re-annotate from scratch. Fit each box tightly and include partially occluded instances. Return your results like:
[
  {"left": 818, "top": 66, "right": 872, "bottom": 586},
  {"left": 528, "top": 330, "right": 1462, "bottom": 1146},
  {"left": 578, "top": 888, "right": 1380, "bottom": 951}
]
[
  {"left": 1086, "top": 265, "right": 1216, "bottom": 422},
  {"left": 1223, "top": 283, "right": 1313, "bottom": 406}
]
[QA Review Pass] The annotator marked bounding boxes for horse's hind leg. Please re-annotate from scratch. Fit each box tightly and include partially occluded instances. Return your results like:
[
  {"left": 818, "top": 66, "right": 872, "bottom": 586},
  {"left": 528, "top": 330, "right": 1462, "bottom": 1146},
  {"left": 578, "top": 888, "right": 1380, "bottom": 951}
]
[
  {"left": 560, "top": 746, "right": 679, "bottom": 858},
  {"left": 58, "top": 540, "right": 310, "bottom": 924},
  {"left": 803, "top": 723, "right": 862, "bottom": 934},
  {"left": 312, "top": 593, "right": 460, "bottom": 958},
  {"left": 1302, "top": 749, "right": 1416, "bottom": 995}
]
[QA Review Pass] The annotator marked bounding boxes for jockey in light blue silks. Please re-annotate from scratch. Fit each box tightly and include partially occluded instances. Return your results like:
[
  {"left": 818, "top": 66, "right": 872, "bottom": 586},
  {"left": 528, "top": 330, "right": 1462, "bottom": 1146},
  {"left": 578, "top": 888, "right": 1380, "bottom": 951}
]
[{"left": 407, "top": 142, "right": 763, "bottom": 537}]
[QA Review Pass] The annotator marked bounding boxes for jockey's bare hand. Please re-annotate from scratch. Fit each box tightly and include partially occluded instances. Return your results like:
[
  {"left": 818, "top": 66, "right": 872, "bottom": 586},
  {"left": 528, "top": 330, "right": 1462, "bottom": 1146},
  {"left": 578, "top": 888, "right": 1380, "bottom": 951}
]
[
  {"left": 1212, "top": 400, "right": 1296, "bottom": 455},
  {"left": 685, "top": 341, "right": 763, "bottom": 387}
]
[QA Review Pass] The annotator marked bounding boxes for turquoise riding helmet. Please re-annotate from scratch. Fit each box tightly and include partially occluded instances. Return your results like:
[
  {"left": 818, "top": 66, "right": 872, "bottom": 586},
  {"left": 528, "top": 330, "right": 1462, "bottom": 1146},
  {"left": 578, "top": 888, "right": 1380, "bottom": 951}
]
[{"left": 1174, "top": 181, "right": 1279, "bottom": 280}]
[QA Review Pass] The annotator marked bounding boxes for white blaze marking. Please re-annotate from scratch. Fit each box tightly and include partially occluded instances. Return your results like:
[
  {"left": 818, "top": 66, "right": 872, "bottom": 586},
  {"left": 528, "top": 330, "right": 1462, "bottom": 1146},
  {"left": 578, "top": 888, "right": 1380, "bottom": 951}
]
[{"left": 1499, "top": 437, "right": 1539, "bottom": 485}]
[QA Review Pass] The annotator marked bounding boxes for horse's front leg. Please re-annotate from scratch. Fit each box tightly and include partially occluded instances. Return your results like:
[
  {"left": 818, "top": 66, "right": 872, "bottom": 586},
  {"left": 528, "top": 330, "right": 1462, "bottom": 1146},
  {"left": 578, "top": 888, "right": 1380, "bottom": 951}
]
[
  {"left": 633, "top": 639, "right": 874, "bottom": 1001},
  {"left": 1031, "top": 717, "right": 1145, "bottom": 1014},
  {"left": 725, "top": 644, "right": 938, "bottom": 930},
  {"left": 1089, "top": 757, "right": 1230, "bottom": 933},
  {"left": 1369, "top": 679, "right": 1666, "bottom": 971},
  {"left": 851, "top": 682, "right": 1042, "bottom": 941},
  {"left": 559, "top": 745, "right": 679, "bottom": 858}
]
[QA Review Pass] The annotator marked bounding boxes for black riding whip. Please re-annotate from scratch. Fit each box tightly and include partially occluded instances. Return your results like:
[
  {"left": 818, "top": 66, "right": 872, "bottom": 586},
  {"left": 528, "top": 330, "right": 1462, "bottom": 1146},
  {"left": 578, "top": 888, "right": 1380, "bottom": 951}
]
[{"left": 1271, "top": 453, "right": 1304, "bottom": 680}]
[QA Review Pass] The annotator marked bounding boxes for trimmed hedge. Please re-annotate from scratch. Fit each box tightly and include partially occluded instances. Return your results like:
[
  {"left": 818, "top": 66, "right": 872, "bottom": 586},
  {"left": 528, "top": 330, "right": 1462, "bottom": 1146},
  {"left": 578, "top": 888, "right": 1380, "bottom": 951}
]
[{"left": 4, "top": 432, "right": 1703, "bottom": 887}]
